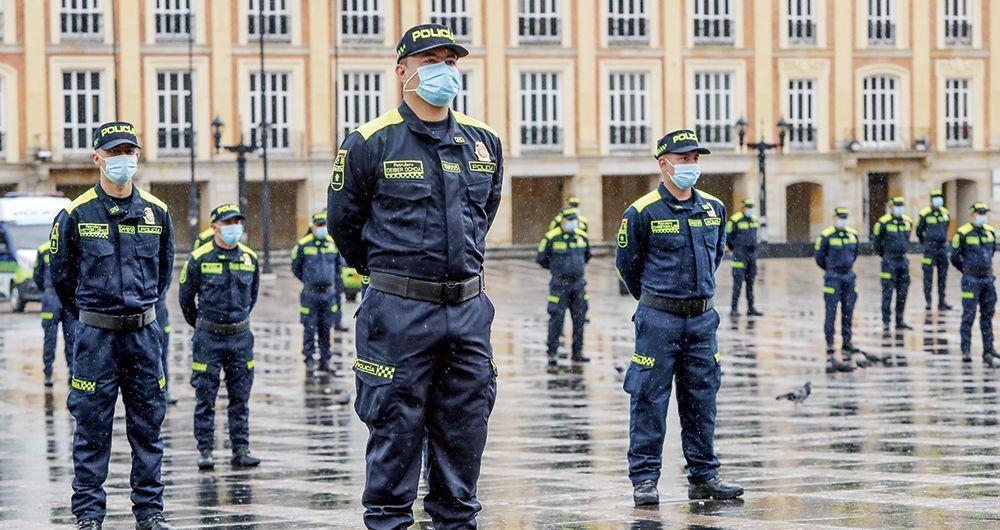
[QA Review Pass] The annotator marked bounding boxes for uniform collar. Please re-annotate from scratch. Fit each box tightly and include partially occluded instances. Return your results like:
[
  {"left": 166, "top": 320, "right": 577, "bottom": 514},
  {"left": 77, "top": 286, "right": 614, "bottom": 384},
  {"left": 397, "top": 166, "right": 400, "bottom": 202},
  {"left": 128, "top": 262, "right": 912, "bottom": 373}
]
[
  {"left": 93, "top": 183, "right": 145, "bottom": 220},
  {"left": 398, "top": 101, "right": 463, "bottom": 146},
  {"left": 658, "top": 182, "right": 711, "bottom": 212}
]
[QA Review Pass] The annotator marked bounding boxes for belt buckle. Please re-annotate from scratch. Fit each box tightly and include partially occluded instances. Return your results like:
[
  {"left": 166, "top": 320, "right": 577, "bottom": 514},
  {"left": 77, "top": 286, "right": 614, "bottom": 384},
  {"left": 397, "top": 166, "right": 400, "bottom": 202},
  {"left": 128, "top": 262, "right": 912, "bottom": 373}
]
[
  {"left": 694, "top": 299, "right": 708, "bottom": 314},
  {"left": 441, "top": 281, "right": 462, "bottom": 304},
  {"left": 123, "top": 313, "right": 142, "bottom": 329}
]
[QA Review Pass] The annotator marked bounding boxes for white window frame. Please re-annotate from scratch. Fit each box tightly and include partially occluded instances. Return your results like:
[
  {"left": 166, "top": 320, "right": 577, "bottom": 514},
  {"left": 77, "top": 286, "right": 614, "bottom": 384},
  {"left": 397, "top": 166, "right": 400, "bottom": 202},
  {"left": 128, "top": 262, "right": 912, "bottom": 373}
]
[
  {"left": 429, "top": 0, "right": 471, "bottom": 43},
  {"left": 608, "top": 0, "right": 648, "bottom": 44},
  {"left": 944, "top": 78, "right": 972, "bottom": 148},
  {"left": 693, "top": 72, "right": 734, "bottom": 147},
  {"left": 61, "top": 0, "right": 103, "bottom": 40},
  {"left": 451, "top": 71, "right": 471, "bottom": 116},
  {"left": 156, "top": 71, "right": 193, "bottom": 155},
  {"left": 248, "top": 0, "right": 290, "bottom": 42},
  {"left": 944, "top": 0, "right": 972, "bottom": 46},
  {"left": 608, "top": 72, "right": 650, "bottom": 150},
  {"left": 867, "top": 0, "right": 895, "bottom": 46},
  {"left": 341, "top": 0, "right": 383, "bottom": 43},
  {"left": 787, "top": 79, "right": 816, "bottom": 150},
  {"left": 249, "top": 71, "right": 291, "bottom": 151},
  {"left": 693, "top": 0, "right": 733, "bottom": 45},
  {"left": 154, "top": 0, "right": 193, "bottom": 41},
  {"left": 519, "top": 72, "right": 562, "bottom": 152},
  {"left": 862, "top": 75, "right": 898, "bottom": 147},
  {"left": 341, "top": 71, "right": 383, "bottom": 140},
  {"left": 787, "top": 0, "right": 815, "bottom": 45},
  {"left": 62, "top": 71, "right": 103, "bottom": 153},
  {"left": 518, "top": 0, "right": 561, "bottom": 44}
]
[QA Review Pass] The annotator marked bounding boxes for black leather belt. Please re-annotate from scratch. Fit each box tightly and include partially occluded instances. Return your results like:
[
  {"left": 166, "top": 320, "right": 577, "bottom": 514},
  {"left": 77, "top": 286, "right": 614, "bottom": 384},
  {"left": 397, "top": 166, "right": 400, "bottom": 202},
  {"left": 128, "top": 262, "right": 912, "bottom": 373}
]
[
  {"left": 965, "top": 269, "right": 992, "bottom": 278},
  {"left": 196, "top": 318, "right": 251, "bottom": 335},
  {"left": 639, "top": 293, "right": 713, "bottom": 316},
  {"left": 832, "top": 267, "right": 853, "bottom": 274},
  {"left": 369, "top": 271, "right": 482, "bottom": 305},
  {"left": 79, "top": 307, "right": 156, "bottom": 331}
]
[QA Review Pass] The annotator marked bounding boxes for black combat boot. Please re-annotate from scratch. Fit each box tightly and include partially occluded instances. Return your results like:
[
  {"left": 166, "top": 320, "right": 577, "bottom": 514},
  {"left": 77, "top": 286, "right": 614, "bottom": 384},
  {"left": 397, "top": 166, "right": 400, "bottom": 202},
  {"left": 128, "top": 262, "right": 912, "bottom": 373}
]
[
  {"left": 231, "top": 446, "right": 261, "bottom": 468},
  {"left": 688, "top": 476, "right": 744, "bottom": 500},
  {"left": 197, "top": 450, "right": 214, "bottom": 470},
  {"left": 633, "top": 479, "right": 659, "bottom": 506},
  {"left": 77, "top": 520, "right": 102, "bottom": 530},
  {"left": 135, "top": 513, "right": 173, "bottom": 530}
]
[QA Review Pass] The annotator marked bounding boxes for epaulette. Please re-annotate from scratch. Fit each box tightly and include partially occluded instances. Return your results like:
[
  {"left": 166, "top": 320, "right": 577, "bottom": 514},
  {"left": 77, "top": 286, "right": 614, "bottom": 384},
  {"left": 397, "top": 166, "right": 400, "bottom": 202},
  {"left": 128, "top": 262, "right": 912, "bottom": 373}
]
[
  {"left": 544, "top": 228, "right": 562, "bottom": 240},
  {"left": 730, "top": 212, "right": 745, "bottom": 222},
  {"left": 695, "top": 189, "right": 724, "bottom": 205},
  {"left": 356, "top": 108, "right": 404, "bottom": 140},
  {"left": 846, "top": 227, "right": 858, "bottom": 234},
  {"left": 957, "top": 223, "right": 974, "bottom": 235},
  {"left": 453, "top": 111, "right": 499, "bottom": 137},
  {"left": 918, "top": 206, "right": 932, "bottom": 217},
  {"left": 878, "top": 213, "right": 892, "bottom": 223},
  {"left": 629, "top": 189, "right": 661, "bottom": 213},
  {"left": 941, "top": 206, "right": 951, "bottom": 214},
  {"left": 137, "top": 187, "right": 169, "bottom": 212},
  {"left": 37, "top": 242, "right": 49, "bottom": 253},
  {"left": 238, "top": 242, "right": 258, "bottom": 259},
  {"left": 986, "top": 224, "right": 997, "bottom": 232},
  {"left": 573, "top": 227, "right": 589, "bottom": 238},
  {"left": 64, "top": 188, "right": 99, "bottom": 214},
  {"left": 297, "top": 233, "right": 315, "bottom": 245},
  {"left": 902, "top": 214, "right": 914, "bottom": 222},
  {"left": 821, "top": 226, "right": 836, "bottom": 237},
  {"left": 191, "top": 241, "right": 214, "bottom": 260}
]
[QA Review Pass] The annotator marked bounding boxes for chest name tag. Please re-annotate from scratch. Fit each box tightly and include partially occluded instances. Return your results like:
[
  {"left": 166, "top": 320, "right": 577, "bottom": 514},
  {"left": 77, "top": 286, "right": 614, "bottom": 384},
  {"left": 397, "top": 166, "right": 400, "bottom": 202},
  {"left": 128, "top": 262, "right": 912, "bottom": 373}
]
[
  {"left": 303, "top": 246, "right": 319, "bottom": 255},
  {"left": 118, "top": 224, "right": 136, "bottom": 234},
  {"left": 704, "top": 217, "right": 722, "bottom": 226},
  {"left": 552, "top": 241, "right": 568, "bottom": 251},
  {"left": 651, "top": 220, "right": 680, "bottom": 234},
  {"left": 469, "top": 161, "right": 496, "bottom": 173},
  {"left": 201, "top": 262, "right": 223, "bottom": 274},
  {"left": 230, "top": 262, "right": 256, "bottom": 272},
  {"left": 79, "top": 223, "right": 109, "bottom": 238},
  {"left": 442, "top": 161, "right": 461, "bottom": 173},
  {"left": 688, "top": 219, "right": 704, "bottom": 227},
  {"left": 384, "top": 160, "right": 424, "bottom": 179},
  {"left": 137, "top": 225, "right": 162, "bottom": 235}
]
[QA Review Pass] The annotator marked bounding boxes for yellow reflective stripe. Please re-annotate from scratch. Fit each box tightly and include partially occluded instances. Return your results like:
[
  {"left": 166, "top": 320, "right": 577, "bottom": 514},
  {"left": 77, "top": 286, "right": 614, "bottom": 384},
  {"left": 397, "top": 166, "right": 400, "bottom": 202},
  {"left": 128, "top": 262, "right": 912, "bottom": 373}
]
[
  {"left": 300, "top": 306, "right": 311, "bottom": 315},
  {"left": 731, "top": 261, "right": 745, "bottom": 268},
  {"left": 583, "top": 294, "right": 589, "bottom": 301},
  {"left": 548, "top": 295, "right": 560, "bottom": 303},
  {"left": 71, "top": 377, "right": 96, "bottom": 392},
  {"left": 192, "top": 362, "right": 208, "bottom": 372},
  {"left": 40, "top": 312, "right": 54, "bottom": 320},
  {"left": 631, "top": 353, "right": 655, "bottom": 367},
  {"left": 354, "top": 358, "right": 395, "bottom": 379},
  {"left": 880, "top": 272, "right": 892, "bottom": 279},
  {"left": 714, "top": 352, "right": 721, "bottom": 365},
  {"left": 163, "top": 326, "right": 172, "bottom": 333},
  {"left": 823, "top": 286, "right": 835, "bottom": 294},
  {"left": 246, "top": 360, "right": 255, "bottom": 369},
  {"left": 967, "top": 236, "right": 981, "bottom": 245},
  {"left": 829, "top": 239, "right": 843, "bottom": 246},
  {"left": 963, "top": 292, "right": 975, "bottom": 299},
  {"left": 921, "top": 258, "right": 932, "bottom": 265},
  {"left": 158, "top": 376, "right": 166, "bottom": 389},
  {"left": 331, "top": 305, "right": 340, "bottom": 312}
]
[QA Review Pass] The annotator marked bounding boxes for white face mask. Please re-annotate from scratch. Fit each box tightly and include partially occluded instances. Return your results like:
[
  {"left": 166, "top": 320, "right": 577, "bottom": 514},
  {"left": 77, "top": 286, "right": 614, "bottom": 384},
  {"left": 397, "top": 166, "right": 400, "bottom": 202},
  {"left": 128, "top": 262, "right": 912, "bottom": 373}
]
[{"left": 835, "top": 218, "right": 848, "bottom": 229}]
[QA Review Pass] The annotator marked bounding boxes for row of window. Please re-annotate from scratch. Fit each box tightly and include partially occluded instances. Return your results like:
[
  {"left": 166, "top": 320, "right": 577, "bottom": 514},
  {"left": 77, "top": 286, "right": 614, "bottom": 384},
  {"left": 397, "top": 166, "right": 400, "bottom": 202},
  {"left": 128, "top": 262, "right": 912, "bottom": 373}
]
[
  {"left": 55, "top": 68, "right": 976, "bottom": 155},
  {"left": 50, "top": 0, "right": 978, "bottom": 47}
]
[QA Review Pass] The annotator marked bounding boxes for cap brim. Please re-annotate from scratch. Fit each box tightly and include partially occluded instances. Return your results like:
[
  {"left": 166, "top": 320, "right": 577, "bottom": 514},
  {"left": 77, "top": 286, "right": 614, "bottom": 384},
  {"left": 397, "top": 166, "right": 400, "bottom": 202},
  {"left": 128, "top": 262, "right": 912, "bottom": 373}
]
[
  {"left": 213, "top": 212, "right": 245, "bottom": 223},
  {"left": 399, "top": 42, "right": 470, "bottom": 62},
  {"left": 657, "top": 145, "right": 711, "bottom": 157},
  {"left": 974, "top": 208, "right": 991, "bottom": 213},
  {"left": 96, "top": 138, "right": 141, "bottom": 151}
]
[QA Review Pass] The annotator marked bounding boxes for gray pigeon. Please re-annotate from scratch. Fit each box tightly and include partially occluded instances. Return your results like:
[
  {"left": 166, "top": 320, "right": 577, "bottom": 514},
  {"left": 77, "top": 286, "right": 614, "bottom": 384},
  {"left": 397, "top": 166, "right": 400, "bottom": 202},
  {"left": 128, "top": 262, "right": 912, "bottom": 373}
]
[
  {"left": 332, "top": 390, "right": 352, "bottom": 406},
  {"left": 613, "top": 360, "right": 628, "bottom": 374},
  {"left": 775, "top": 382, "right": 811, "bottom": 404}
]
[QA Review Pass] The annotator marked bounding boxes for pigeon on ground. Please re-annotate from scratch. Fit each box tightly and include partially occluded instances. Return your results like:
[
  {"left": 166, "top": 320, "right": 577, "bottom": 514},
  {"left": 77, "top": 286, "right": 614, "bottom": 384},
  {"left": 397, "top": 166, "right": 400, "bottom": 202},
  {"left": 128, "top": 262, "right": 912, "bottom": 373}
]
[
  {"left": 613, "top": 360, "right": 628, "bottom": 374},
  {"left": 332, "top": 390, "right": 352, "bottom": 406},
  {"left": 775, "top": 382, "right": 812, "bottom": 404},
  {"left": 860, "top": 350, "right": 885, "bottom": 364}
]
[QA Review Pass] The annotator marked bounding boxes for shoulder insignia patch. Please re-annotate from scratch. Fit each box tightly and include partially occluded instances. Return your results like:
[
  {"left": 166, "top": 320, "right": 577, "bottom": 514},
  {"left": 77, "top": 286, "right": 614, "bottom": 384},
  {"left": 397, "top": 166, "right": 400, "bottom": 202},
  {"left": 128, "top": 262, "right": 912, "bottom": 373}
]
[{"left": 617, "top": 218, "right": 629, "bottom": 248}]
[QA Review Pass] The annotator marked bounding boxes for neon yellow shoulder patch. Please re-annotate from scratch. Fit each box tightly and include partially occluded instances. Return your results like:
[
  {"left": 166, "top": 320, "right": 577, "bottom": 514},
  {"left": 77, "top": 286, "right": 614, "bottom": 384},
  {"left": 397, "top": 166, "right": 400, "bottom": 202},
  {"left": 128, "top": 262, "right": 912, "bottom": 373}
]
[
  {"left": 453, "top": 111, "right": 499, "bottom": 137},
  {"left": 730, "top": 212, "right": 744, "bottom": 223},
  {"left": 918, "top": 206, "right": 932, "bottom": 217},
  {"left": 902, "top": 214, "right": 913, "bottom": 223},
  {"left": 695, "top": 189, "right": 723, "bottom": 205},
  {"left": 137, "top": 187, "right": 169, "bottom": 212},
  {"left": 846, "top": 227, "right": 858, "bottom": 234},
  {"left": 821, "top": 226, "right": 836, "bottom": 237},
  {"left": 630, "top": 190, "right": 661, "bottom": 213},
  {"left": 356, "top": 109, "right": 404, "bottom": 140},
  {"left": 191, "top": 241, "right": 215, "bottom": 260},
  {"left": 573, "top": 227, "right": 589, "bottom": 238},
  {"left": 298, "top": 233, "right": 315, "bottom": 245},
  {"left": 544, "top": 228, "right": 562, "bottom": 240},
  {"left": 37, "top": 242, "right": 50, "bottom": 253},
  {"left": 878, "top": 213, "right": 892, "bottom": 223},
  {"left": 65, "top": 188, "right": 99, "bottom": 214},
  {"left": 238, "top": 242, "right": 258, "bottom": 259},
  {"left": 957, "top": 223, "right": 974, "bottom": 235},
  {"left": 986, "top": 224, "right": 997, "bottom": 232},
  {"left": 941, "top": 206, "right": 951, "bottom": 215}
]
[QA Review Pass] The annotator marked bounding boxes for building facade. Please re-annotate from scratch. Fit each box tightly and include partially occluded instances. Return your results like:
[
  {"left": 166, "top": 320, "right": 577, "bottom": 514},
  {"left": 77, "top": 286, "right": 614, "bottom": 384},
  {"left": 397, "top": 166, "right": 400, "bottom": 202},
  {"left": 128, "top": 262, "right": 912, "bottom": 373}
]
[{"left": 1, "top": 0, "right": 999, "bottom": 249}]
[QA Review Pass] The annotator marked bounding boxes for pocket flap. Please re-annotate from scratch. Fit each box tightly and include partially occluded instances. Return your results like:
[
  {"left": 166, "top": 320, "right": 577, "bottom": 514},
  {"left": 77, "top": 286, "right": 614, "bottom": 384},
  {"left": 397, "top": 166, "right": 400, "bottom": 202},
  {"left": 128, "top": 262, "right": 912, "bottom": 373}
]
[
  {"left": 353, "top": 357, "right": 395, "bottom": 386},
  {"left": 380, "top": 180, "right": 432, "bottom": 200},
  {"left": 82, "top": 239, "right": 115, "bottom": 257},
  {"left": 136, "top": 240, "right": 159, "bottom": 257}
]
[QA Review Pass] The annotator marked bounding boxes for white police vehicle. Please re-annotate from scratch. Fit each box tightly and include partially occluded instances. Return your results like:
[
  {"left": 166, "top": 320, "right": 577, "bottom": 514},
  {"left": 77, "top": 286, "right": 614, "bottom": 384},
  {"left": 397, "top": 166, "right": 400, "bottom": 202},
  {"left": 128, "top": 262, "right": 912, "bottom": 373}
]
[{"left": 0, "top": 193, "right": 70, "bottom": 311}]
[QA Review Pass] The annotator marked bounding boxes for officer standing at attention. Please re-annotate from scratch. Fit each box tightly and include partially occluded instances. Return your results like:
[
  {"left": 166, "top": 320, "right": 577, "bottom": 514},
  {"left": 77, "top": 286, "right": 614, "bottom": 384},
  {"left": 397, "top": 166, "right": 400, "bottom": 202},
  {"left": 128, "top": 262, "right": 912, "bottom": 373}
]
[
  {"left": 616, "top": 130, "right": 743, "bottom": 507},
  {"left": 292, "top": 210, "right": 343, "bottom": 372},
  {"left": 179, "top": 204, "right": 261, "bottom": 470},
  {"left": 725, "top": 198, "right": 762, "bottom": 317},
  {"left": 814, "top": 207, "right": 859, "bottom": 373},
  {"left": 550, "top": 196, "right": 590, "bottom": 233},
  {"left": 537, "top": 208, "right": 591, "bottom": 366},
  {"left": 950, "top": 202, "right": 1000, "bottom": 366},
  {"left": 872, "top": 196, "right": 914, "bottom": 331},
  {"left": 328, "top": 23, "right": 503, "bottom": 529},
  {"left": 49, "top": 122, "right": 174, "bottom": 530},
  {"left": 917, "top": 190, "right": 953, "bottom": 310},
  {"left": 33, "top": 241, "right": 77, "bottom": 387}
]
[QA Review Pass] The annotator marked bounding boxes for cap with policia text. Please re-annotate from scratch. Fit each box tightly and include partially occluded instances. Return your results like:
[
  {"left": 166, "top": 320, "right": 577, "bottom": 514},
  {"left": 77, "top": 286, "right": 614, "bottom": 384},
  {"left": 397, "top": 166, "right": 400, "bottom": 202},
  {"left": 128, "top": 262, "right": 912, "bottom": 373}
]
[
  {"left": 889, "top": 196, "right": 905, "bottom": 206},
  {"left": 312, "top": 210, "right": 328, "bottom": 224},
  {"left": 834, "top": 207, "right": 850, "bottom": 217},
  {"left": 930, "top": 189, "right": 943, "bottom": 197},
  {"left": 396, "top": 24, "right": 469, "bottom": 62},
  {"left": 655, "top": 129, "right": 712, "bottom": 159},
  {"left": 210, "top": 204, "right": 245, "bottom": 224},
  {"left": 970, "top": 202, "right": 991, "bottom": 213},
  {"left": 93, "top": 121, "right": 141, "bottom": 151},
  {"left": 561, "top": 208, "right": 579, "bottom": 220},
  {"left": 741, "top": 198, "right": 755, "bottom": 207}
]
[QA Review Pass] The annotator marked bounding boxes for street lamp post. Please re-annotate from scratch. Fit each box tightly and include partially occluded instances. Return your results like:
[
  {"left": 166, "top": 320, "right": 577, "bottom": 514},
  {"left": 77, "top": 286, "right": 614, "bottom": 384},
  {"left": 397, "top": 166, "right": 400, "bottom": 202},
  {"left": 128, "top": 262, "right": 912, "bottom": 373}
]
[
  {"left": 736, "top": 117, "right": 791, "bottom": 247},
  {"left": 211, "top": 116, "right": 257, "bottom": 217}
]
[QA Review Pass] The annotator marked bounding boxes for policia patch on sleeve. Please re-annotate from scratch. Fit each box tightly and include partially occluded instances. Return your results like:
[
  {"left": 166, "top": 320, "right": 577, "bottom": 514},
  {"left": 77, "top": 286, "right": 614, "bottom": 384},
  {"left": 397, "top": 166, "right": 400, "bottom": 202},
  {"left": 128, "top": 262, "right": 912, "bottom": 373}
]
[
  {"left": 50, "top": 223, "right": 59, "bottom": 254},
  {"left": 617, "top": 219, "right": 628, "bottom": 248},
  {"left": 330, "top": 149, "right": 347, "bottom": 192}
]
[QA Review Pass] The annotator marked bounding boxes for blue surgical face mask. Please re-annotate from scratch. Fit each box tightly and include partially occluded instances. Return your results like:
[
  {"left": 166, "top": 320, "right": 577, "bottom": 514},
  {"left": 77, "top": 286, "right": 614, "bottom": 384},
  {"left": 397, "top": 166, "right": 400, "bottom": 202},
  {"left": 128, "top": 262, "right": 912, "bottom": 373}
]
[
  {"left": 835, "top": 218, "right": 848, "bottom": 229},
  {"left": 404, "top": 62, "right": 462, "bottom": 107},
  {"left": 892, "top": 206, "right": 905, "bottom": 217},
  {"left": 98, "top": 154, "right": 138, "bottom": 186},
  {"left": 744, "top": 208, "right": 754, "bottom": 217},
  {"left": 931, "top": 197, "right": 944, "bottom": 208},
  {"left": 975, "top": 215, "right": 989, "bottom": 227},
  {"left": 563, "top": 220, "right": 579, "bottom": 232},
  {"left": 665, "top": 159, "right": 701, "bottom": 189},
  {"left": 315, "top": 226, "right": 328, "bottom": 239},
  {"left": 219, "top": 223, "right": 244, "bottom": 246}
]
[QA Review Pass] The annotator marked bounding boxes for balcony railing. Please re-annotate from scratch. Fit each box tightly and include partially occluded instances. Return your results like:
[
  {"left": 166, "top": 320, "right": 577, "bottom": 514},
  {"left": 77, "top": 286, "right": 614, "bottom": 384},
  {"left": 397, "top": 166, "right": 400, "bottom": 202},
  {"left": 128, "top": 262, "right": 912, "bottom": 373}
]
[
  {"left": 695, "top": 124, "right": 735, "bottom": 148},
  {"left": 520, "top": 125, "right": 562, "bottom": 152},
  {"left": 787, "top": 124, "right": 817, "bottom": 150},
  {"left": 608, "top": 17, "right": 649, "bottom": 44},
  {"left": 868, "top": 21, "right": 895, "bottom": 45},
  {"left": 844, "top": 127, "right": 932, "bottom": 153},
  {"left": 609, "top": 126, "right": 651, "bottom": 150},
  {"left": 945, "top": 123, "right": 973, "bottom": 148},
  {"left": 693, "top": 18, "right": 733, "bottom": 45},
  {"left": 518, "top": 17, "right": 561, "bottom": 44},
  {"left": 944, "top": 21, "right": 972, "bottom": 45},
  {"left": 787, "top": 20, "right": 815, "bottom": 44},
  {"left": 155, "top": 14, "right": 195, "bottom": 41}
]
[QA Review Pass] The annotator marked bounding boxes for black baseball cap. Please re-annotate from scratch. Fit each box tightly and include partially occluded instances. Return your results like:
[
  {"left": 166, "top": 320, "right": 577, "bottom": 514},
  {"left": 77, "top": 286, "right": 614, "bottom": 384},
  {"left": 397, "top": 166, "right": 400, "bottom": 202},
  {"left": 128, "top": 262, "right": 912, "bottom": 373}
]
[
  {"left": 312, "top": 210, "right": 328, "bottom": 224},
  {"left": 970, "top": 202, "right": 990, "bottom": 213},
  {"left": 834, "top": 207, "right": 850, "bottom": 218},
  {"left": 889, "top": 196, "right": 905, "bottom": 206},
  {"left": 930, "top": 189, "right": 943, "bottom": 198},
  {"left": 210, "top": 204, "right": 245, "bottom": 223},
  {"left": 741, "top": 198, "right": 755, "bottom": 207},
  {"left": 655, "top": 129, "right": 711, "bottom": 159},
  {"left": 561, "top": 208, "right": 579, "bottom": 220},
  {"left": 396, "top": 24, "right": 469, "bottom": 63},
  {"left": 93, "top": 121, "right": 141, "bottom": 151}
]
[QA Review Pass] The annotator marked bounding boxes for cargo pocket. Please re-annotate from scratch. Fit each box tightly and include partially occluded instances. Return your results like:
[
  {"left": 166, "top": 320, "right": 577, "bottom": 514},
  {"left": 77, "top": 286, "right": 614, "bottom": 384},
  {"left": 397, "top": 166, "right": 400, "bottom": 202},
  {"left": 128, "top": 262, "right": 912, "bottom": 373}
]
[
  {"left": 623, "top": 356, "right": 655, "bottom": 397},
  {"left": 353, "top": 356, "right": 397, "bottom": 428},
  {"left": 376, "top": 181, "right": 432, "bottom": 250},
  {"left": 484, "top": 358, "right": 498, "bottom": 418}
]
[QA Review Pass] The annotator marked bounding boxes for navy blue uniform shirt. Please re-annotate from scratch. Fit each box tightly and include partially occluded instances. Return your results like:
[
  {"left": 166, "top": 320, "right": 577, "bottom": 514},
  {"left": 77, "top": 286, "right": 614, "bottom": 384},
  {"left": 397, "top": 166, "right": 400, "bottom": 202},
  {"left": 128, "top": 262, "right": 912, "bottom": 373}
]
[
  {"left": 178, "top": 240, "right": 260, "bottom": 326},
  {"left": 951, "top": 223, "right": 996, "bottom": 273},
  {"left": 616, "top": 184, "right": 727, "bottom": 300},
  {"left": 872, "top": 213, "right": 913, "bottom": 257},
  {"left": 327, "top": 102, "right": 504, "bottom": 282},
  {"left": 814, "top": 225, "right": 860, "bottom": 271},
  {"left": 537, "top": 227, "right": 591, "bottom": 282},
  {"left": 291, "top": 232, "right": 343, "bottom": 288},
  {"left": 916, "top": 206, "right": 952, "bottom": 246},
  {"left": 725, "top": 211, "right": 758, "bottom": 254},
  {"left": 33, "top": 242, "right": 55, "bottom": 292},
  {"left": 50, "top": 184, "right": 174, "bottom": 317}
]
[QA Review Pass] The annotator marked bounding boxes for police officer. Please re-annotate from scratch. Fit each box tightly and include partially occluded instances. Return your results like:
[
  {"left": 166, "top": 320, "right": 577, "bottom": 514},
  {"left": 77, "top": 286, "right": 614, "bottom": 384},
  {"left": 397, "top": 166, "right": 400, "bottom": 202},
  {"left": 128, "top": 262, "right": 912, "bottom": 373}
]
[
  {"left": 49, "top": 122, "right": 174, "bottom": 530},
  {"left": 178, "top": 204, "right": 261, "bottom": 470},
  {"left": 549, "top": 196, "right": 590, "bottom": 232},
  {"left": 951, "top": 203, "right": 1000, "bottom": 366},
  {"left": 917, "top": 190, "right": 953, "bottom": 310},
  {"left": 537, "top": 208, "right": 591, "bottom": 366},
  {"left": 616, "top": 130, "right": 743, "bottom": 507},
  {"left": 328, "top": 23, "right": 503, "bottom": 529},
  {"left": 814, "top": 207, "right": 859, "bottom": 373},
  {"left": 33, "top": 241, "right": 77, "bottom": 387},
  {"left": 872, "top": 196, "right": 914, "bottom": 331},
  {"left": 192, "top": 226, "right": 215, "bottom": 250},
  {"left": 726, "top": 198, "right": 762, "bottom": 316},
  {"left": 292, "top": 210, "right": 343, "bottom": 372},
  {"left": 154, "top": 300, "right": 177, "bottom": 405}
]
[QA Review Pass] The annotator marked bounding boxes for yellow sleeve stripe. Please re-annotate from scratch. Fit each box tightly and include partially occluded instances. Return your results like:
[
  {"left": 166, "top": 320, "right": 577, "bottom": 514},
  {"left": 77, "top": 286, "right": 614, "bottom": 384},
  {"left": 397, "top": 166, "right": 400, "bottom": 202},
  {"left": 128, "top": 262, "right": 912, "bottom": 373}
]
[
  {"left": 64, "top": 188, "right": 99, "bottom": 214},
  {"left": 37, "top": 242, "right": 49, "bottom": 253},
  {"left": 630, "top": 189, "right": 661, "bottom": 213},
  {"left": 573, "top": 227, "right": 589, "bottom": 238},
  {"left": 137, "top": 187, "right": 169, "bottom": 212},
  {"left": 695, "top": 188, "right": 723, "bottom": 204},
  {"left": 453, "top": 111, "right": 499, "bottom": 137},
  {"left": 238, "top": 242, "right": 258, "bottom": 259},
  {"left": 191, "top": 241, "right": 215, "bottom": 260},
  {"left": 356, "top": 108, "right": 404, "bottom": 140}
]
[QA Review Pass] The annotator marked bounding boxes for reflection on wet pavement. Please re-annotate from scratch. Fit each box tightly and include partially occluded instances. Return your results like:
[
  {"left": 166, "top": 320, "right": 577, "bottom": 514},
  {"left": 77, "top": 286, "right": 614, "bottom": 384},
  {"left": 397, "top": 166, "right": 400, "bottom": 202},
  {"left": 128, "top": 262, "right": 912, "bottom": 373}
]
[{"left": 2, "top": 255, "right": 1000, "bottom": 528}]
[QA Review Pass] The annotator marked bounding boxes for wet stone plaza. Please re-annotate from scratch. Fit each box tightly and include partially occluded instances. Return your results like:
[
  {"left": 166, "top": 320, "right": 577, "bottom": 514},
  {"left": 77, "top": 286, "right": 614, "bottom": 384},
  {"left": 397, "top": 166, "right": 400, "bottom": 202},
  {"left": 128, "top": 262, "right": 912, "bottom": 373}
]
[{"left": 3, "top": 254, "right": 1000, "bottom": 529}]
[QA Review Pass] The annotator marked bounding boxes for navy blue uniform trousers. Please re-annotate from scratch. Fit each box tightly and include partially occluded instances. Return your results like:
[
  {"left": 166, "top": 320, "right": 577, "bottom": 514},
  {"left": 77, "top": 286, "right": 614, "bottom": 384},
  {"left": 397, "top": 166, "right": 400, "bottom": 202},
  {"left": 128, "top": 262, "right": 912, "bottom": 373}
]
[
  {"left": 69, "top": 322, "right": 166, "bottom": 522},
  {"left": 546, "top": 280, "right": 588, "bottom": 357},
  {"left": 960, "top": 275, "right": 996, "bottom": 354},
  {"left": 730, "top": 253, "right": 757, "bottom": 311},
  {"left": 354, "top": 289, "right": 497, "bottom": 530},
  {"left": 823, "top": 272, "right": 857, "bottom": 346},
  {"left": 155, "top": 303, "right": 171, "bottom": 392},
  {"left": 881, "top": 257, "right": 910, "bottom": 325},
  {"left": 300, "top": 287, "right": 338, "bottom": 362},
  {"left": 190, "top": 329, "right": 255, "bottom": 451},
  {"left": 922, "top": 247, "right": 949, "bottom": 307},
  {"left": 41, "top": 293, "right": 76, "bottom": 377},
  {"left": 625, "top": 305, "right": 721, "bottom": 485}
]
